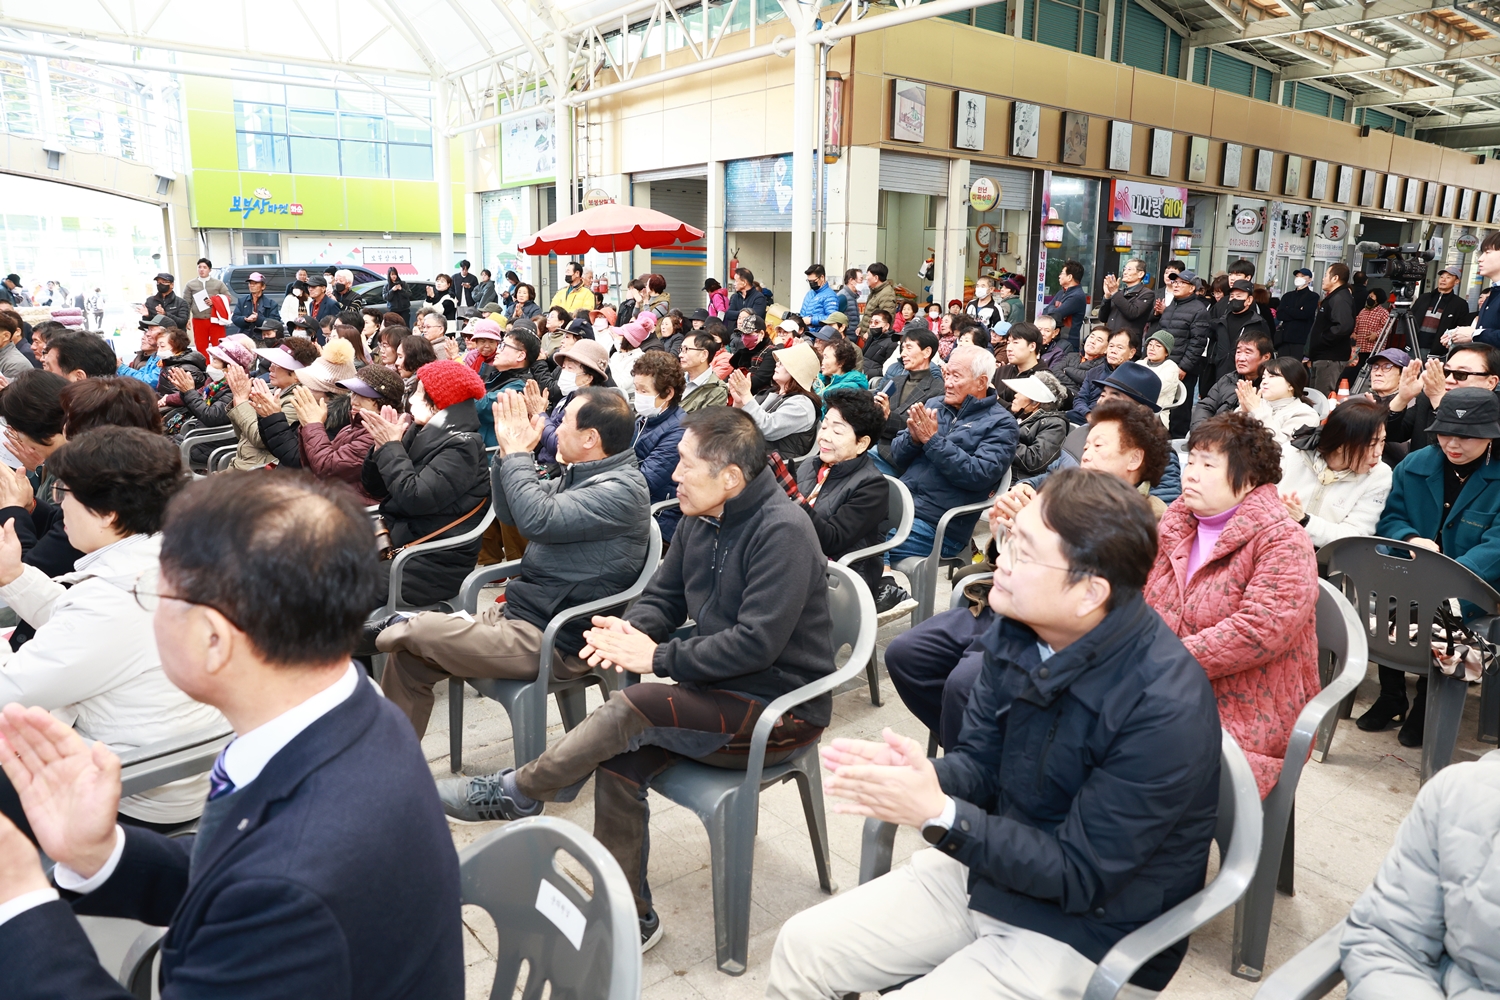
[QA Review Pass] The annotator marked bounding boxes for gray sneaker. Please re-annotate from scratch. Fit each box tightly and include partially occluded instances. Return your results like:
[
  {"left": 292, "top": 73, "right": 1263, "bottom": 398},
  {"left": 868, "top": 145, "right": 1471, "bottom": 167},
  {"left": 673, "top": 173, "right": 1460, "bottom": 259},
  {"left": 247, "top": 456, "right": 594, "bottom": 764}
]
[{"left": 436, "top": 767, "right": 543, "bottom": 823}]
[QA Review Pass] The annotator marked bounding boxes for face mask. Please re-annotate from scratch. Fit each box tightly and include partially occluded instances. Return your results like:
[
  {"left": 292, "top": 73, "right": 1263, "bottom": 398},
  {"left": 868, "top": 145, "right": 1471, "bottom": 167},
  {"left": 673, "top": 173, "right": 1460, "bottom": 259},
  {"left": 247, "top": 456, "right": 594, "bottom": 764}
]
[
  {"left": 557, "top": 369, "right": 579, "bottom": 395},
  {"left": 808, "top": 279, "right": 819, "bottom": 290},
  {"left": 741, "top": 333, "right": 759, "bottom": 349},
  {"left": 156, "top": 282, "right": 171, "bottom": 295},
  {"left": 633, "top": 394, "right": 661, "bottom": 418},
  {"left": 206, "top": 366, "right": 226, "bottom": 381},
  {"left": 1294, "top": 276, "right": 1309, "bottom": 288},
  {"left": 1234, "top": 297, "right": 1250, "bottom": 312}
]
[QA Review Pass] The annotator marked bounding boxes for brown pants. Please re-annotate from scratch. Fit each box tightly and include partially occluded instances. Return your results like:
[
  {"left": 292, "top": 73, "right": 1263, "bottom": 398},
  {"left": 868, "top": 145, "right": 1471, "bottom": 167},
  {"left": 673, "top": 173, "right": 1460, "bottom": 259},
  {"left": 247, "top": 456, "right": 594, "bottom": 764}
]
[
  {"left": 376, "top": 602, "right": 587, "bottom": 737},
  {"left": 516, "top": 682, "right": 823, "bottom": 918}
]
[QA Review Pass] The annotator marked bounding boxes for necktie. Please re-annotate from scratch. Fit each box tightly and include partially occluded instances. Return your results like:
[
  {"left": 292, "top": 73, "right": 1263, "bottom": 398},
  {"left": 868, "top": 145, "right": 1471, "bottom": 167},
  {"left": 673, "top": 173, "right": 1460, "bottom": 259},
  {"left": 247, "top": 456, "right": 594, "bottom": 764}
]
[{"left": 207, "top": 745, "right": 237, "bottom": 801}]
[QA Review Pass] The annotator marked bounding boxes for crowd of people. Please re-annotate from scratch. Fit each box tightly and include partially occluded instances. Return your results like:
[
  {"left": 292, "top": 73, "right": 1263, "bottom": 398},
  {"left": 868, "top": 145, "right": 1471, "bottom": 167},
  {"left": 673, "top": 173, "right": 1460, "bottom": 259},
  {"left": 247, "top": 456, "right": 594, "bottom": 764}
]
[{"left": 0, "top": 244, "right": 1495, "bottom": 1000}]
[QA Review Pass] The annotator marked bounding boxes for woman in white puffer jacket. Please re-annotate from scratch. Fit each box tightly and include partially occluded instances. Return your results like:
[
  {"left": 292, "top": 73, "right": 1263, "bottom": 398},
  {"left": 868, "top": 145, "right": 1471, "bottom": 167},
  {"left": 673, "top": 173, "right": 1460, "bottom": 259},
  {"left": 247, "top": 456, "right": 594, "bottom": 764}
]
[
  {"left": 1241, "top": 355, "right": 1321, "bottom": 444},
  {"left": 0, "top": 427, "right": 225, "bottom": 833},
  {"left": 1277, "top": 397, "right": 1392, "bottom": 548}
]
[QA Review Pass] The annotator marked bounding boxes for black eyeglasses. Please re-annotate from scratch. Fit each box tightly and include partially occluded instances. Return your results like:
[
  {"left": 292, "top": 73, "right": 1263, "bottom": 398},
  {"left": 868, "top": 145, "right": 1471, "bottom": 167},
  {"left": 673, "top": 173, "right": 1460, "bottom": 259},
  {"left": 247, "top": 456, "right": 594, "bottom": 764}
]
[
  {"left": 131, "top": 571, "right": 243, "bottom": 630},
  {"left": 48, "top": 483, "right": 71, "bottom": 504}
]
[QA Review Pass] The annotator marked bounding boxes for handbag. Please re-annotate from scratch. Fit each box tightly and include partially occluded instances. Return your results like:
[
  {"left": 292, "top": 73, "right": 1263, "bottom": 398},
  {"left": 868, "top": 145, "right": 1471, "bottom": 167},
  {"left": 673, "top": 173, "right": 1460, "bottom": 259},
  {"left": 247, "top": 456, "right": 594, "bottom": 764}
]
[{"left": 374, "top": 500, "right": 488, "bottom": 562}]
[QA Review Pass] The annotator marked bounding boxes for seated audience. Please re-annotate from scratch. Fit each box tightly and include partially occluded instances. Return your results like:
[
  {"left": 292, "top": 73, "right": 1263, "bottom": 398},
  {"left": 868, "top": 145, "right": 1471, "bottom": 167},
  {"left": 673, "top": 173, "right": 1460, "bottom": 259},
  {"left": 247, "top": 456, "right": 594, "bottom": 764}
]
[
  {"left": 1340, "top": 756, "right": 1500, "bottom": 997},
  {"left": 870, "top": 328, "right": 944, "bottom": 476},
  {"left": 476, "top": 327, "right": 540, "bottom": 448},
  {"left": 395, "top": 333, "right": 438, "bottom": 384},
  {"left": 0, "top": 427, "right": 225, "bottom": 839},
  {"left": 61, "top": 378, "right": 163, "bottom": 439},
  {"left": 728, "top": 341, "right": 820, "bottom": 466},
  {"left": 117, "top": 322, "right": 166, "bottom": 385},
  {"left": 631, "top": 350, "right": 686, "bottom": 543},
  {"left": 772, "top": 388, "right": 891, "bottom": 594},
  {"left": 813, "top": 339, "right": 868, "bottom": 405},
  {"left": 889, "top": 398, "right": 1172, "bottom": 748},
  {"left": 1278, "top": 397, "right": 1392, "bottom": 546},
  {"left": 1068, "top": 328, "right": 1141, "bottom": 423},
  {"left": 859, "top": 309, "right": 899, "bottom": 378},
  {"left": 225, "top": 338, "right": 320, "bottom": 470},
  {"left": 437, "top": 408, "right": 834, "bottom": 954},
  {"left": 161, "top": 338, "right": 253, "bottom": 437},
  {"left": 539, "top": 339, "right": 615, "bottom": 467},
  {"left": 1056, "top": 324, "right": 1108, "bottom": 393},
  {"left": 359, "top": 360, "right": 491, "bottom": 608},
  {"left": 252, "top": 339, "right": 359, "bottom": 466},
  {"left": 151, "top": 327, "right": 207, "bottom": 394},
  {"left": 768, "top": 469, "right": 1220, "bottom": 1000},
  {"left": 1368, "top": 387, "right": 1500, "bottom": 747},
  {"left": 678, "top": 332, "right": 729, "bottom": 411},
  {"left": 1191, "top": 332, "right": 1274, "bottom": 427},
  {"left": 992, "top": 322, "right": 1047, "bottom": 405},
  {"left": 1035, "top": 314, "right": 1068, "bottom": 371},
  {"left": 0, "top": 312, "right": 34, "bottom": 382},
  {"left": 1240, "top": 355, "right": 1320, "bottom": 443},
  {"left": 293, "top": 365, "right": 406, "bottom": 505},
  {"left": 1386, "top": 344, "right": 1500, "bottom": 455},
  {"left": 1363, "top": 347, "right": 1410, "bottom": 466},
  {"left": 1003, "top": 372, "right": 1069, "bottom": 479},
  {"left": 1139, "top": 330, "right": 1182, "bottom": 418},
  {"left": 371, "top": 387, "right": 649, "bottom": 736},
  {"left": 42, "top": 330, "right": 118, "bottom": 382},
  {"left": 1144, "top": 411, "right": 1319, "bottom": 797},
  {"left": 0, "top": 471, "right": 464, "bottom": 998}
]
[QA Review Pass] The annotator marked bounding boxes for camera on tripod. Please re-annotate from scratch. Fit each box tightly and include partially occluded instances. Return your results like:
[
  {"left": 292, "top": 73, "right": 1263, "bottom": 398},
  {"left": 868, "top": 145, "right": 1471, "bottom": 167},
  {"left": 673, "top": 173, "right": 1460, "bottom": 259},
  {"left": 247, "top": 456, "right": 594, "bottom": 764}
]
[{"left": 1361, "top": 242, "right": 1435, "bottom": 284}]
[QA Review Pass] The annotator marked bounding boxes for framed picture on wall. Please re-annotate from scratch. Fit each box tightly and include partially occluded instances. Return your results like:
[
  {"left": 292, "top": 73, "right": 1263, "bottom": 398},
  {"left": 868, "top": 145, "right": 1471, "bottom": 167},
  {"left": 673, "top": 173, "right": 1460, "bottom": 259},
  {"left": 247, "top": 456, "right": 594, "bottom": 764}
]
[
  {"left": 1149, "top": 129, "right": 1173, "bottom": 177},
  {"left": 1480, "top": 192, "right": 1493, "bottom": 225},
  {"left": 1424, "top": 181, "right": 1439, "bottom": 215},
  {"left": 1461, "top": 188, "right": 1476, "bottom": 220},
  {"left": 1336, "top": 165, "right": 1354, "bottom": 203},
  {"left": 954, "top": 91, "right": 985, "bottom": 151},
  {"left": 1403, "top": 178, "right": 1420, "bottom": 214},
  {"left": 1061, "top": 112, "right": 1088, "bottom": 165},
  {"left": 1284, "top": 155, "right": 1302, "bottom": 196},
  {"left": 1382, "top": 175, "right": 1399, "bottom": 212},
  {"left": 1109, "top": 121, "right": 1133, "bottom": 171},
  {"left": 1443, "top": 185, "right": 1458, "bottom": 216},
  {"left": 1187, "top": 136, "right": 1209, "bottom": 183},
  {"left": 1012, "top": 102, "right": 1040, "bottom": 158},
  {"left": 1222, "top": 143, "right": 1243, "bottom": 186},
  {"left": 890, "top": 79, "right": 926, "bottom": 143},
  {"left": 1359, "top": 170, "right": 1377, "bottom": 207},
  {"left": 1253, "top": 149, "right": 1273, "bottom": 192},
  {"left": 1491, "top": 191, "right": 1500, "bottom": 224},
  {"left": 1310, "top": 160, "right": 1329, "bottom": 200}
]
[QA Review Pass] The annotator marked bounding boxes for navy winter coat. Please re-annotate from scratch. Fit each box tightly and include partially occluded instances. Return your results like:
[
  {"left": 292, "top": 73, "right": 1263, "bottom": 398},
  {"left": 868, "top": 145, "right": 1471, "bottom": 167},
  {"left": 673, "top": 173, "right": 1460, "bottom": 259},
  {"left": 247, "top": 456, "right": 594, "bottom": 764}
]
[
  {"left": 931, "top": 595, "right": 1222, "bottom": 991},
  {"left": 890, "top": 390, "right": 1017, "bottom": 543},
  {"left": 635, "top": 404, "right": 685, "bottom": 541}
]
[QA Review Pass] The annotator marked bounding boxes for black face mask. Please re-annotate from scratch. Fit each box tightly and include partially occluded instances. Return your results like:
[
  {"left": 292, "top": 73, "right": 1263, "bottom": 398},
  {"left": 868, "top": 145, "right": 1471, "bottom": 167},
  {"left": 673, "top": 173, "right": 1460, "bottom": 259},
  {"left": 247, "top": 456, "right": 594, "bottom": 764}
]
[
  {"left": 1233, "top": 297, "right": 1251, "bottom": 313},
  {"left": 156, "top": 282, "right": 171, "bottom": 295},
  {"left": 808, "top": 279, "right": 819, "bottom": 290}
]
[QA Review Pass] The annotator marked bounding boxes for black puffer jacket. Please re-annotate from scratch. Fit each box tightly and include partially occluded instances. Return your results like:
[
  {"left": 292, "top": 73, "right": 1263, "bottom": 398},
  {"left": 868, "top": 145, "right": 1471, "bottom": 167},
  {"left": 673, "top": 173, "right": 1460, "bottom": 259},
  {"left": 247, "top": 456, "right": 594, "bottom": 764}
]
[
  {"left": 793, "top": 451, "right": 889, "bottom": 594},
  {"left": 1153, "top": 296, "right": 1213, "bottom": 375},
  {"left": 1011, "top": 406, "right": 1070, "bottom": 478},
  {"left": 1057, "top": 353, "right": 1106, "bottom": 393},
  {"left": 361, "top": 403, "right": 490, "bottom": 607},
  {"left": 626, "top": 467, "right": 837, "bottom": 725}
]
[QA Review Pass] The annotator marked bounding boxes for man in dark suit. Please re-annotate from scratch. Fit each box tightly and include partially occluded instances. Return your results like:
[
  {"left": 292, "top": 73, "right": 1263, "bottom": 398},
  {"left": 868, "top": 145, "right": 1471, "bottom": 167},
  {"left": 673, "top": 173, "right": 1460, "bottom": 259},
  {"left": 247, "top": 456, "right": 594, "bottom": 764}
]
[{"left": 0, "top": 473, "right": 463, "bottom": 1000}]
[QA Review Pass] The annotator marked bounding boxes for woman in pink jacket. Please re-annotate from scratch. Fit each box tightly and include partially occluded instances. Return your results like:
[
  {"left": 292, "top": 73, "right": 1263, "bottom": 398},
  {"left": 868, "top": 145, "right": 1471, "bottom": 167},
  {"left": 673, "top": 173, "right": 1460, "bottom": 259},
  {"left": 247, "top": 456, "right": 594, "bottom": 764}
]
[{"left": 1144, "top": 411, "right": 1320, "bottom": 798}]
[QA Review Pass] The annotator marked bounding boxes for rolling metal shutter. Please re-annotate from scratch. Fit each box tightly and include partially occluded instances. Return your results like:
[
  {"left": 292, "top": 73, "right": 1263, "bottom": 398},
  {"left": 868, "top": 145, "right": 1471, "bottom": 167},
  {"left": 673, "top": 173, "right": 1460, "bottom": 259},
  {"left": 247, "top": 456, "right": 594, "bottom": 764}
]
[
  {"left": 1209, "top": 52, "right": 1254, "bottom": 97},
  {"left": 880, "top": 152, "right": 950, "bottom": 196},
  {"left": 1120, "top": 0, "right": 1168, "bottom": 75},
  {"left": 1192, "top": 49, "right": 1208, "bottom": 85},
  {"left": 648, "top": 179, "right": 707, "bottom": 311},
  {"left": 974, "top": 2, "right": 1008, "bottom": 32},
  {"left": 1294, "top": 85, "right": 1331, "bottom": 117},
  {"left": 1167, "top": 30, "right": 1182, "bottom": 76},
  {"left": 1253, "top": 68, "right": 1273, "bottom": 102},
  {"left": 1332, "top": 96, "right": 1347, "bottom": 121},
  {"left": 968, "top": 164, "right": 1035, "bottom": 211},
  {"left": 1035, "top": 0, "right": 1080, "bottom": 51}
]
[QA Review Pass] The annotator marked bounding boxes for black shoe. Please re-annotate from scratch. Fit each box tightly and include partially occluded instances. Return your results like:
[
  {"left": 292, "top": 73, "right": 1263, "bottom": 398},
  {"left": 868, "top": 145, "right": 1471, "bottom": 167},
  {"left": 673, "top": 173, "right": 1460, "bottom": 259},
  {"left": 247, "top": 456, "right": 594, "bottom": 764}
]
[
  {"left": 1355, "top": 693, "right": 1408, "bottom": 732},
  {"left": 357, "top": 613, "right": 409, "bottom": 656},
  {"left": 640, "top": 909, "right": 663, "bottom": 952},
  {"left": 875, "top": 579, "right": 912, "bottom": 614},
  {"left": 1398, "top": 696, "right": 1425, "bottom": 747}
]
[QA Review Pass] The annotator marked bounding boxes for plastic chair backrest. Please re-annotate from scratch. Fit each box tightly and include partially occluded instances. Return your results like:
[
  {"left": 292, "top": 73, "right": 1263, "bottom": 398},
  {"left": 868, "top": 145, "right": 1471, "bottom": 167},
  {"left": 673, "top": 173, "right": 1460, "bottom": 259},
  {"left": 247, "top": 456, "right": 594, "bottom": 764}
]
[
  {"left": 460, "top": 816, "right": 641, "bottom": 1000},
  {"left": 382, "top": 505, "right": 497, "bottom": 614},
  {"left": 1304, "top": 388, "right": 1330, "bottom": 418},
  {"left": 1082, "top": 730, "right": 1263, "bottom": 1000},
  {"left": 1321, "top": 535, "right": 1500, "bottom": 672},
  {"left": 118, "top": 727, "right": 235, "bottom": 799},
  {"left": 1167, "top": 380, "right": 1188, "bottom": 409},
  {"left": 837, "top": 476, "right": 914, "bottom": 568}
]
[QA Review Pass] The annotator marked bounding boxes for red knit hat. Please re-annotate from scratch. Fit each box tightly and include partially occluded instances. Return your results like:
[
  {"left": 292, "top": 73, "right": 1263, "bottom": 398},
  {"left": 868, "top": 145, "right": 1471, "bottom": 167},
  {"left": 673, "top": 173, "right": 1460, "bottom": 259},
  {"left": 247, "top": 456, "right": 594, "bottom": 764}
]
[{"left": 415, "top": 360, "right": 486, "bottom": 411}]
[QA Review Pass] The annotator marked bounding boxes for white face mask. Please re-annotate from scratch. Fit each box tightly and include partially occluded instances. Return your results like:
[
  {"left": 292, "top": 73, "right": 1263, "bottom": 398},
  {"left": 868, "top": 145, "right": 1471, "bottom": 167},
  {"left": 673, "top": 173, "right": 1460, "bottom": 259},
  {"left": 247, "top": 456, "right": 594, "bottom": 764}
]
[
  {"left": 1294, "top": 276, "right": 1309, "bottom": 288},
  {"left": 206, "top": 365, "right": 226, "bottom": 381},
  {"left": 557, "top": 369, "right": 579, "bottom": 395},
  {"left": 633, "top": 394, "right": 661, "bottom": 418}
]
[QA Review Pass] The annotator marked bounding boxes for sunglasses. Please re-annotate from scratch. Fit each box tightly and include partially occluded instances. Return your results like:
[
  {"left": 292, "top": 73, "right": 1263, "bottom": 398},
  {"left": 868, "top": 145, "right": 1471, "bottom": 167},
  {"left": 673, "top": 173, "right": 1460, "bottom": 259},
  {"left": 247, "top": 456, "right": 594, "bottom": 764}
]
[{"left": 1444, "top": 368, "right": 1490, "bottom": 381}]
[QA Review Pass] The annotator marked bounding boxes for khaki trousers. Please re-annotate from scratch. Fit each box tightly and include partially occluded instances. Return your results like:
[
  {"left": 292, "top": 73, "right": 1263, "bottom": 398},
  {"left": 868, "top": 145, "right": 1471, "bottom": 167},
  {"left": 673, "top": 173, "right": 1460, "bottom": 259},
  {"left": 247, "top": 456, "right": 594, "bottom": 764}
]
[
  {"left": 376, "top": 602, "right": 586, "bottom": 737},
  {"left": 766, "top": 848, "right": 1159, "bottom": 1000}
]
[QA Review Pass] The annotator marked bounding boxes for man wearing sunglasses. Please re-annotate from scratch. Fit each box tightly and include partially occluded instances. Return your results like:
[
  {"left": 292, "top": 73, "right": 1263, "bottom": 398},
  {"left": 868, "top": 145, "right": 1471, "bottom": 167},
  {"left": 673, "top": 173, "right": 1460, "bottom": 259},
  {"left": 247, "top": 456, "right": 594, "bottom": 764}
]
[{"left": 1387, "top": 343, "right": 1500, "bottom": 455}]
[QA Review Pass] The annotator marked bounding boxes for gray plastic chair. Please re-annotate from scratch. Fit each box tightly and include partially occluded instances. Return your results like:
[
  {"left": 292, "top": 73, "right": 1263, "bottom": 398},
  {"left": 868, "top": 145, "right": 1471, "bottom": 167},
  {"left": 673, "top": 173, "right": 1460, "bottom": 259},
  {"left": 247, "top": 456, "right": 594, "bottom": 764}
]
[
  {"left": 118, "top": 726, "right": 235, "bottom": 800},
  {"left": 1321, "top": 535, "right": 1500, "bottom": 783},
  {"left": 858, "top": 730, "right": 1263, "bottom": 1000},
  {"left": 368, "top": 505, "right": 497, "bottom": 621},
  {"left": 460, "top": 816, "right": 641, "bottom": 1000},
  {"left": 177, "top": 421, "right": 237, "bottom": 476},
  {"left": 206, "top": 443, "right": 237, "bottom": 472},
  {"left": 1229, "top": 580, "right": 1368, "bottom": 981},
  {"left": 1252, "top": 922, "right": 1345, "bottom": 1000},
  {"left": 837, "top": 475, "right": 913, "bottom": 705},
  {"left": 891, "top": 468, "right": 1011, "bottom": 627},
  {"left": 447, "top": 519, "right": 662, "bottom": 771},
  {"left": 646, "top": 562, "right": 877, "bottom": 976}
]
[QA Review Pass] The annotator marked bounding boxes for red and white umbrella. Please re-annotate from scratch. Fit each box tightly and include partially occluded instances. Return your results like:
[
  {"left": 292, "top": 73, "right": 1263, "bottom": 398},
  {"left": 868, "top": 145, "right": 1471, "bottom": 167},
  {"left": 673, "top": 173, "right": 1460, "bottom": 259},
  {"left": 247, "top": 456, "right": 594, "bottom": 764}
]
[{"left": 518, "top": 204, "right": 705, "bottom": 256}]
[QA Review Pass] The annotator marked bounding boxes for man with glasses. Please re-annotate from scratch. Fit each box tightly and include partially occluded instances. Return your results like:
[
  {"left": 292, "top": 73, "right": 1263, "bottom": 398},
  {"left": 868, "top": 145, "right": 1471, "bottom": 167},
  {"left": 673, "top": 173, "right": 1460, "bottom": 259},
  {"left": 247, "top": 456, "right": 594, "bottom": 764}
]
[
  {"left": 677, "top": 332, "right": 728, "bottom": 412},
  {"left": 1386, "top": 343, "right": 1500, "bottom": 455},
  {"left": 416, "top": 307, "right": 456, "bottom": 361},
  {"left": 767, "top": 468, "right": 1221, "bottom": 1000}
]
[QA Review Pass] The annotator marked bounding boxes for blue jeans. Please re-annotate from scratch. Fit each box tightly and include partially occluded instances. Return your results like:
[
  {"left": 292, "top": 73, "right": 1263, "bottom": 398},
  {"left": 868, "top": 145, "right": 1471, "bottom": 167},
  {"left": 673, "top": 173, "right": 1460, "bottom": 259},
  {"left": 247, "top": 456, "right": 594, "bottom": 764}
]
[{"left": 886, "top": 517, "right": 971, "bottom": 564}]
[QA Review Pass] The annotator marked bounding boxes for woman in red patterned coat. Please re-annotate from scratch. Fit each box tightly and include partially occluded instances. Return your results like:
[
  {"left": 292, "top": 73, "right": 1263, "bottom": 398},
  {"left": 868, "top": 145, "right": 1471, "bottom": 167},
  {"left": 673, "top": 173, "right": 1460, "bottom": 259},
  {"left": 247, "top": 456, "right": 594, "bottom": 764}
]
[{"left": 1144, "top": 410, "right": 1320, "bottom": 798}]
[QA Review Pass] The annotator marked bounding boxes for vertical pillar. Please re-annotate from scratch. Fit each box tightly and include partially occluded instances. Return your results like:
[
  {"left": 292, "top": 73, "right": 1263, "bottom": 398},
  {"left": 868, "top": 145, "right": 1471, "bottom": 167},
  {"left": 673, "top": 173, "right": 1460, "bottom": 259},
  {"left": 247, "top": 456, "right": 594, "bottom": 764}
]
[
  {"left": 552, "top": 46, "right": 576, "bottom": 222},
  {"left": 943, "top": 159, "right": 971, "bottom": 303},
  {"left": 789, "top": 21, "right": 816, "bottom": 280},
  {"left": 707, "top": 160, "right": 726, "bottom": 282},
  {"left": 435, "top": 80, "right": 455, "bottom": 271}
]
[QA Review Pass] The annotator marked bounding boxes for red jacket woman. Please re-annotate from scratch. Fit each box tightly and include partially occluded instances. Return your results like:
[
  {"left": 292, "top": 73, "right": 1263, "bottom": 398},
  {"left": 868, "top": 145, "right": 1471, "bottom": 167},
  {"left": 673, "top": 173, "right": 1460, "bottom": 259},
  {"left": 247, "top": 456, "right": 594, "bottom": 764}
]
[{"left": 1144, "top": 413, "right": 1320, "bottom": 797}]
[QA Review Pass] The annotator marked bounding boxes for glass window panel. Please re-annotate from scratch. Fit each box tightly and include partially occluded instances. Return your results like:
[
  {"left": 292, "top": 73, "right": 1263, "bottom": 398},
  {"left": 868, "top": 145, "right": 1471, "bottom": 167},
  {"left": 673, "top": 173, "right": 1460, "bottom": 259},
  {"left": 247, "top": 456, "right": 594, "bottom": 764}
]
[
  {"left": 288, "top": 109, "right": 337, "bottom": 137},
  {"left": 238, "top": 132, "right": 289, "bottom": 172},
  {"left": 388, "top": 116, "right": 431, "bottom": 144},
  {"left": 389, "top": 143, "right": 434, "bottom": 180},
  {"left": 289, "top": 136, "right": 340, "bottom": 175},
  {"left": 231, "top": 81, "right": 285, "bottom": 105},
  {"left": 285, "top": 85, "right": 336, "bottom": 109},
  {"left": 337, "top": 90, "right": 383, "bottom": 114},
  {"left": 234, "top": 101, "right": 285, "bottom": 133},
  {"left": 339, "top": 113, "right": 384, "bottom": 140},
  {"left": 340, "top": 139, "right": 386, "bottom": 177}
]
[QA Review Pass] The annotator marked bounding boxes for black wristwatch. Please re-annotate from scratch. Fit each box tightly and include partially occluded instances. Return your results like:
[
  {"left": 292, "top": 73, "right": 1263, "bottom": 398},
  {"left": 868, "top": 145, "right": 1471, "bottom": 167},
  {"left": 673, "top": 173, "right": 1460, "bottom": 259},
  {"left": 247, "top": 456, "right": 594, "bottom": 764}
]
[{"left": 1299, "top": 512, "right": 1311, "bottom": 527}]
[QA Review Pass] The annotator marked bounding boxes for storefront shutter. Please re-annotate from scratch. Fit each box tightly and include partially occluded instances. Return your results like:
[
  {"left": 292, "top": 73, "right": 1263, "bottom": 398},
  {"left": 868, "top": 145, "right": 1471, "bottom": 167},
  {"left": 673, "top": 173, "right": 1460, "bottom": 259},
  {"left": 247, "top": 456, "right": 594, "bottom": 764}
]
[
  {"left": 647, "top": 180, "right": 707, "bottom": 311},
  {"left": 974, "top": 2, "right": 1008, "bottom": 32},
  {"left": 1167, "top": 30, "right": 1182, "bottom": 76},
  {"left": 1120, "top": 0, "right": 1167, "bottom": 74},
  {"left": 1035, "top": 0, "right": 1081, "bottom": 51},
  {"left": 880, "top": 152, "right": 950, "bottom": 196},
  {"left": 1294, "top": 85, "right": 1331, "bottom": 117},
  {"left": 967, "top": 164, "right": 1034, "bottom": 211},
  {"left": 1208, "top": 51, "right": 1254, "bottom": 97}
]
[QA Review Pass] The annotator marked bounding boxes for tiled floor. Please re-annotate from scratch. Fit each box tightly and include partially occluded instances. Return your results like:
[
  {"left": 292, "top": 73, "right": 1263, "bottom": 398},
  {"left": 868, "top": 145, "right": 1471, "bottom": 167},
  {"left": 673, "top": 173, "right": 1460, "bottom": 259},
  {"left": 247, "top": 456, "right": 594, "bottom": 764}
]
[{"left": 433, "top": 580, "right": 1495, "bottom": 1000}]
